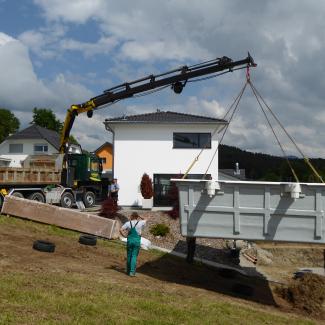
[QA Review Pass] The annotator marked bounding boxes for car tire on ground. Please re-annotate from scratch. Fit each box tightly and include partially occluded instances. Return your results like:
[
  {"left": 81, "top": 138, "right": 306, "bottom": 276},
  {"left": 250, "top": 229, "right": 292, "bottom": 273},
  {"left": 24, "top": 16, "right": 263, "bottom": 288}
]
[
  {"left": 32, "top": 240, "right": 56, "bottom": 253},
  {"left": 60, "top": 192, "right": 74, "bottom": 208},
  {"left": 83, "top": 191, "right": 96, "bottom": 208},
  {"left": 79, "top": 234, "right": 97, "bottom": 246},
  {"left": 12, "top": 192, "right": 24, "bottom": 198},
  {"left": 28, "top": 192, "right": 45, "bottom": 203}
]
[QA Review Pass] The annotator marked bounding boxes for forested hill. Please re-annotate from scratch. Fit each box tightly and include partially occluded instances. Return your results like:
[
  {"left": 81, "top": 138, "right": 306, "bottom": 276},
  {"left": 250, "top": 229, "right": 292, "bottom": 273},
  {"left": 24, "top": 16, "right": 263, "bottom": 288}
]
[{"left": 218, "top": 144, "right": 325, "bottom": 182}]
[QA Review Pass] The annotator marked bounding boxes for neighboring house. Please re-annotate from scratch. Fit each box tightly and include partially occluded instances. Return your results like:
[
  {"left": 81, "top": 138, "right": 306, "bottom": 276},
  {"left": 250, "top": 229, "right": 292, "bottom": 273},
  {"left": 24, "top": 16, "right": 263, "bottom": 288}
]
[
  {"left": 104, "top": 110, "right": 227, "bottom": 207},
  {"left": 94, "top": 142, "right": 113, "bottom": 179},
  {"left": 0, "top": 124, "right": 60, "bottom": 167}
]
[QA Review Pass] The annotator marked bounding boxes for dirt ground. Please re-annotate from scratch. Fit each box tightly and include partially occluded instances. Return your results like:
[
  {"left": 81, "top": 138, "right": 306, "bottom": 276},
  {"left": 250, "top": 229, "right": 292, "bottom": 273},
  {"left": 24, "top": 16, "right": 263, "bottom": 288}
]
[{"left": 0, "top": 215, "right": 324, "bottom": 323}]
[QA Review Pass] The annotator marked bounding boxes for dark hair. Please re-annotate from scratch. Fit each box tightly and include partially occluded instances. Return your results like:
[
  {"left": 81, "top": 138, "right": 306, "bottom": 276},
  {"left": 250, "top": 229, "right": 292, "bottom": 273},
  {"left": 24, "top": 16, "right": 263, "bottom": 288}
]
[{"left": 130, "top": 212, "right": 139, "bottom": 220}]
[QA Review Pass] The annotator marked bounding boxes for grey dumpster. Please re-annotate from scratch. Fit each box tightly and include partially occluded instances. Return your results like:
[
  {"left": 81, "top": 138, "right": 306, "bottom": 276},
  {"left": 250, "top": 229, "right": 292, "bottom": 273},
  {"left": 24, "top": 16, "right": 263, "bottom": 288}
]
[{"left": 172, "top": 179, "right": 325, "bottom": 243}]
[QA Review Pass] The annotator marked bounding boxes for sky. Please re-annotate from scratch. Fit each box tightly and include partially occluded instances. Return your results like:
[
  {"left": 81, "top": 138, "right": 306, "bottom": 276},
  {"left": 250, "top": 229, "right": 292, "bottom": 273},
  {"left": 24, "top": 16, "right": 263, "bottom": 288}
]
[{"left": 1, "top": 0, "right": 325, "bottom": 157}]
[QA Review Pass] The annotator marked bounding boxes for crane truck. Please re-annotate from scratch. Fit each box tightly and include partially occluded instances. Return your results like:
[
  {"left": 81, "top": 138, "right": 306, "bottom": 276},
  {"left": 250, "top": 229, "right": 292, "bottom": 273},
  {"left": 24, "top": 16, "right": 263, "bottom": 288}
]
[{"left": 0, "top": 54, "right": 256, "bottom": 209}]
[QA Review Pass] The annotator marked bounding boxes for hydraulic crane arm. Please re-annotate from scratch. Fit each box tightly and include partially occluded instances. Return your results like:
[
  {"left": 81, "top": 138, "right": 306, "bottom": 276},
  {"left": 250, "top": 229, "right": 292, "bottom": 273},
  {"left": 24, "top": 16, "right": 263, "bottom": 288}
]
[{"left": 60, "top": 53, "right": 256, "bottom": 153}]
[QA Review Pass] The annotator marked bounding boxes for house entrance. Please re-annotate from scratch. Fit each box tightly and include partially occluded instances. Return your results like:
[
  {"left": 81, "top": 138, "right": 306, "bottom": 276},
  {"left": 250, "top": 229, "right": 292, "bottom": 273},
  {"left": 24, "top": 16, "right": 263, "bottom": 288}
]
[{"left": 153, "top": 173, "right": 211, "bottom": 207}]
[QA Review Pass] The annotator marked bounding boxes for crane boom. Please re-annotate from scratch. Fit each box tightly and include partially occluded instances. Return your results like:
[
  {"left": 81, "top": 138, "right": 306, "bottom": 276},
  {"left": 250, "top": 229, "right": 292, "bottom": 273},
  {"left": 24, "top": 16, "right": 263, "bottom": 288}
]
[{"left": 60, "top": 53, "right": 256, "bottom": 153}]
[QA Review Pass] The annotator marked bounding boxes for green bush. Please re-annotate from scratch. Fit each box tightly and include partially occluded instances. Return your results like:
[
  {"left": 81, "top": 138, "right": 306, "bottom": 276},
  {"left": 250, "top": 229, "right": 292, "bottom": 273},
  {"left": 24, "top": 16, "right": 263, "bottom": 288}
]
[{"left": 150, "top": 223, "right": 170, "bottom": 237}]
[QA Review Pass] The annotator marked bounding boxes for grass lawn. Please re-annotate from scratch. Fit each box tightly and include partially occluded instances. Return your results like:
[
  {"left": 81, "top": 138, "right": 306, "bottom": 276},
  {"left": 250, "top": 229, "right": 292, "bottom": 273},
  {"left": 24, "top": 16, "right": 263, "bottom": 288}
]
[{"left": 0, "top": 215, "right": 319, "bottom": 325}]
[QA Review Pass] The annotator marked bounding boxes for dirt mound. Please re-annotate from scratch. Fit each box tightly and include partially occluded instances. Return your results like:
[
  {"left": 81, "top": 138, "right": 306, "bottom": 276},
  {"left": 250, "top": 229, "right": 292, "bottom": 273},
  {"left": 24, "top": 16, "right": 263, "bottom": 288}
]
[{"left": 279, "top": 273, "right": 325, "bottom": 316}]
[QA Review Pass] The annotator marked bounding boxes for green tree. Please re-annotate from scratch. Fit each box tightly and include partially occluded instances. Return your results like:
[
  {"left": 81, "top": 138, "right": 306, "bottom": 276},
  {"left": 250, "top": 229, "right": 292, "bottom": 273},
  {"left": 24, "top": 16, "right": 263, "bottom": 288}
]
[
  {"left": 0, "top": 108, "right": 20, "bottom": 143},
  {"left": 32, "top": 107, "right": 63, "bottom": 133}
]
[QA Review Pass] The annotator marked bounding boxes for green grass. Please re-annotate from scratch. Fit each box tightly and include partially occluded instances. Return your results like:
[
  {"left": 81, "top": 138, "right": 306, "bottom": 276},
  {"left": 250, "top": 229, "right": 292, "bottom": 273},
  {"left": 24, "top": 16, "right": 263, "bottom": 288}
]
[
  {"left": 0, "top": 215, "right": 318, "bottom": 324},
  {"left": 0, "top": 271, "right": 316, "bottom": 325}
]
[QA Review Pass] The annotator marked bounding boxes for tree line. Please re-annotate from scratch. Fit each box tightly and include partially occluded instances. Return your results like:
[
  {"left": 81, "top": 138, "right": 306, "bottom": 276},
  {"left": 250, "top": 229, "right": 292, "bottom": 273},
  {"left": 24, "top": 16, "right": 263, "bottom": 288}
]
[
  {"left": 219, "top": 144, "right": 325, "bottom": 183},
  {"left": 0, "top": 107, "right": 77, "bottom": 144}
]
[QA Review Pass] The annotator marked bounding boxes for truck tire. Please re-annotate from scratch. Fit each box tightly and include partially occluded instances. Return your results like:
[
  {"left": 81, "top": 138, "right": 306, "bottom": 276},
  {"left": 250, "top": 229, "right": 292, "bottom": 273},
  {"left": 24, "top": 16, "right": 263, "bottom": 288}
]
[
  {"left": 79, "top": 234, "right": 97, "bottom": 246},
  {"left": 32, "top": 240, "right": 55, "bottom": 253},
  {"left": 60, "top": 192, "right": 74, "bottom": 208},
  {"left": 12, "top": 192, "right": 24, "bottom": 198},
  {"left": 28, "top": 192, "right": 45, "bottom": 203},
  {"left": 83, "top": 191, "right": 96, "bottom": 208}
]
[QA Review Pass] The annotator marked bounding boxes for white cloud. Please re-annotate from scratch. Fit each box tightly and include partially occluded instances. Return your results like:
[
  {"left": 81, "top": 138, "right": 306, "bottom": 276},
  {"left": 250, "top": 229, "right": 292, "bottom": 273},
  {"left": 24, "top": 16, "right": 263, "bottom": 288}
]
[
  {"left": 60, "top": 36, "right": 118, "bottom": 57},
  {"left": 4, "top": 1, "right": 325, "bottom": 156},
  {"left": 34, "top": 0, "right": 105, "bottom": 23},
  {"left": 0, "top": 32, "right": 104, "bottom": 149}
]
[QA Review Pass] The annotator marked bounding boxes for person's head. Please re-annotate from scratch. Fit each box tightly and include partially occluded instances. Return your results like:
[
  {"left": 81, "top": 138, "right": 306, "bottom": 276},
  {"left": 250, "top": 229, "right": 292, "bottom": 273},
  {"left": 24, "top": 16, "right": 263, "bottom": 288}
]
[
  {"left": 113, "top": 178, "right": 117, "bottom": 184},
  {"left": 130, "top": 212, "right": 139, "bottom": 220}
]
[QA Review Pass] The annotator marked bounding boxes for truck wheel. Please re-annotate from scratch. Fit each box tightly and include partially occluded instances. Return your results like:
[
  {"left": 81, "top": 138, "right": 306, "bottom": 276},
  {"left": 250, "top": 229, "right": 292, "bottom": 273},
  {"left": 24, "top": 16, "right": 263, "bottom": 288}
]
[
  {"left": 60, "top": 192, "right": 74, "bottom": 208},
  {"left": 33, "top": 240, "right": 55, "bottom": 253},
  {"left": 83, "top": 191, "right": 96, "bottom": 207},
  {"left": 12, "top": 192, "right": 24, "bottom": 198},
  {"left": 28, "top": 192, "right": 45, "bottom": 203}
]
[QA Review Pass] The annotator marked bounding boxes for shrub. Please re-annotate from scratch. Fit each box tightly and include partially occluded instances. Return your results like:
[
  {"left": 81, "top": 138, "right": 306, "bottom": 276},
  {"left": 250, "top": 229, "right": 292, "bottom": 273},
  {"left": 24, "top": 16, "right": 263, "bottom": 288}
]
[
  {"left": 140, "top": 173, "right": 153, "bottom": 199},
  {"left": 150, "top": 223, "right": 170, "bottom": 237},
  {"left": 167, "top": 174, "right": 182, "bottom": 219},
  {"left": 99, "top": 197, "right": 119, "bottom": 218}
]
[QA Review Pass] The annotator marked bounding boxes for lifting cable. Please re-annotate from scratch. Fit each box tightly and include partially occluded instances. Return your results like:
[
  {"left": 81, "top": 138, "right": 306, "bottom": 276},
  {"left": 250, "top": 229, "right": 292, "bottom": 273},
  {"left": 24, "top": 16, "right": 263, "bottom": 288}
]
[
  {"left": 248, "top": 81, "right": 324, "bottom": 183},
  {"left": 182, "top": 65, "right": 324, "bottom": 183},
  {"left": 247, "top": 80, "right": 300, "bottom": 183},
  {"left": 202, "top": 80, "right": 248, "bottom": 179},
  {"left": 182, "top": 79, "right": 248, "bottom": 179}
]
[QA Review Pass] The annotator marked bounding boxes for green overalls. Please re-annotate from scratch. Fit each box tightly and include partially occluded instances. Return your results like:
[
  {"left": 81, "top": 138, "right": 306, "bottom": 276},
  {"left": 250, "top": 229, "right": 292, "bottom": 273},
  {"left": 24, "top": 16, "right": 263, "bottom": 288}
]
[{"left": 127, "top": 221, "right": 141, "bottom": 276}]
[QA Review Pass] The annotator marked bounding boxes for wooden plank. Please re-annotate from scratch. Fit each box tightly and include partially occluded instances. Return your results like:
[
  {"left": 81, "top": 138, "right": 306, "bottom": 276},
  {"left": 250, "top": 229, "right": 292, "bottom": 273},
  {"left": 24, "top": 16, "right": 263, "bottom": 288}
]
[{"left": 1, "top": 196, "right": 119, "bottom": 239}]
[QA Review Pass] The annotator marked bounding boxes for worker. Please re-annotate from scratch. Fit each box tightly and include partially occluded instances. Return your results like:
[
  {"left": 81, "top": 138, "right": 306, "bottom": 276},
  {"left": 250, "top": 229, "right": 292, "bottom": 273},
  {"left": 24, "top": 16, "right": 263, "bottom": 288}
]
[
  {"left": 109, "top": 178, "right": 119, "bottom": 202},
  {"left": 120, "top": 212, "right": 147, "bottom": 276}
]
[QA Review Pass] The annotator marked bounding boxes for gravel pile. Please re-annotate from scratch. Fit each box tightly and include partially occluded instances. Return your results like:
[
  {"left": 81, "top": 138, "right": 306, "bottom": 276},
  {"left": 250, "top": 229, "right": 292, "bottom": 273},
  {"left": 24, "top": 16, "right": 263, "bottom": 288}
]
[{"left": 117, "top": 209, "right": 238, "bottom": 266}]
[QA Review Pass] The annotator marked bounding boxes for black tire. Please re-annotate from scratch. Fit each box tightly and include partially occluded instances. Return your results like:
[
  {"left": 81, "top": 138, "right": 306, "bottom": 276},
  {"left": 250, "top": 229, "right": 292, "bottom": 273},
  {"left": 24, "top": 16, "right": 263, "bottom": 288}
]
[
  {"left": 28, "top": 192, "right": 45, "bottom": 203},
  {"left": 83, "top": 191, "right": 96, "bottom": 208},
  {"left": 33, "top": 240, "right": 55, "bottom": 253},
  {"left": 79, "top": 234, "right": 97, "bottom": 246},
  {"left": 12, "top": 192, "right": 24, "bottom": 198},
  {"left": 60, "top": 192, "right": 74, "bottom": 208}
]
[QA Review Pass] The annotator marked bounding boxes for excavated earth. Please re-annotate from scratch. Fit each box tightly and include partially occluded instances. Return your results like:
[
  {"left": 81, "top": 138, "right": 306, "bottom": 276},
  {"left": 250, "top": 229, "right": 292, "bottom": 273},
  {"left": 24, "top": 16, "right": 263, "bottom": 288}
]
[{"left": 1, "top": 209, "right": 325, "bottom": 321}]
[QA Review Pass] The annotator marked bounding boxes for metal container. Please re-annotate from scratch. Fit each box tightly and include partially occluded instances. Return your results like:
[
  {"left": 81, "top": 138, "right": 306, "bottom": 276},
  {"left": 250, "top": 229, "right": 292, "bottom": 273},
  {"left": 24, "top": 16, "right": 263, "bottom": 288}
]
[{"left": 172, "top": 179, "right": 325, "bottom": 243}]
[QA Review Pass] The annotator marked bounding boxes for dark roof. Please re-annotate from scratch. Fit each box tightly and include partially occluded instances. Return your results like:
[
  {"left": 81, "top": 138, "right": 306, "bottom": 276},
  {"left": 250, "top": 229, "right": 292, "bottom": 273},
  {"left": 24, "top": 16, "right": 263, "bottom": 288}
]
[
  {"left": 219, "top": 169, "right": 246, "bottom": 180},
  {"left": 105, "top": 110, "right": 227, "bottom": 124},
  {"left": 6, "top": 124, "right": 60, "bottom": 150},
  {"left": 94, "top": 142, "right": 112, "bottom": 153}
]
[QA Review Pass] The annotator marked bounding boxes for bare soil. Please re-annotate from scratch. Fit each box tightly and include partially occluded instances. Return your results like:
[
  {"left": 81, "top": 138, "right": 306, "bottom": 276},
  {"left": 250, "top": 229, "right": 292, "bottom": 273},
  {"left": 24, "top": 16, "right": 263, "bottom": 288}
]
[{"left": 1, "top": 211, "right": 324, "bottom": 322}]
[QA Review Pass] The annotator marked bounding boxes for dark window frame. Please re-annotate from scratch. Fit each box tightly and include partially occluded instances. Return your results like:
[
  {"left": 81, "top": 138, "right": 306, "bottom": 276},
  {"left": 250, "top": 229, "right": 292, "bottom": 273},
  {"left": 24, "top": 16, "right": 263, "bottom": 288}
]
[
  {"left": 173, "top": 132, "right": 211, "bottom": 149},
  {"left": 153, "top": 173, "right": 211, "bottom": 207},
  {"left": 9, "top": 143, "right": 23, "bottom": 153}
]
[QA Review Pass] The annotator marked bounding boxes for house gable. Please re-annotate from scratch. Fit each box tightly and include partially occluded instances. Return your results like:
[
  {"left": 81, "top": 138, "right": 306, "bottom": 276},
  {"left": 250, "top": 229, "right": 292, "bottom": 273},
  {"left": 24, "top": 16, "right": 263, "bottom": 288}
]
[
  {"left": 105, "top": 111, "right": 227, "bottom": 206},
  {"left": 0, "top": 125, "right": 60, "bottom": 156}
]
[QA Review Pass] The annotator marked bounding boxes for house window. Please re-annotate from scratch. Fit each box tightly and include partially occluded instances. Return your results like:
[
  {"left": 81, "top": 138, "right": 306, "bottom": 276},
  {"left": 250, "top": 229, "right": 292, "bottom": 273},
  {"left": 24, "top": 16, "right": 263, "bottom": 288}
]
[
  {"left": 153, "top": 173, "right": 211, "bottom": 207},
  {"left": 173, "top": 133, "right": 211, "bottom": 149},
  {"left": 9, "top": 143, "right": 23, "bottom": 153},
  {"left": 34, "top": 144, "right": 48, "bottom": 154},
  {"left": 100, "top": 157, "right": 107, "bottom": 164}
]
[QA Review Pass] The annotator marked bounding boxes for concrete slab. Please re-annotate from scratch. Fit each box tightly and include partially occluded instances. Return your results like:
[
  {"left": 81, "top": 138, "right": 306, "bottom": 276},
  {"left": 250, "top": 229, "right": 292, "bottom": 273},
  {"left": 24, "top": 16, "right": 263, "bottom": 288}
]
[{"left": 1, "top": 196, "right": 119, "bottom": 239}]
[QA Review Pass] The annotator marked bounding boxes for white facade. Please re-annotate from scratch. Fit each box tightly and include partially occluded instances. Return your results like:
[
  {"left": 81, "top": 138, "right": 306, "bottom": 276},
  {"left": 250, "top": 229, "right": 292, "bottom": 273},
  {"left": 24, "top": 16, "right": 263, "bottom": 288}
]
[
  {"left": 0, "top": 139, "right": 58, "bottom": 167},
  {"left": 0, "top": 139, "right": 58, "bottom": 156},
  {"left": 110, "top": 123, "right": 224, "bottom": 206}
]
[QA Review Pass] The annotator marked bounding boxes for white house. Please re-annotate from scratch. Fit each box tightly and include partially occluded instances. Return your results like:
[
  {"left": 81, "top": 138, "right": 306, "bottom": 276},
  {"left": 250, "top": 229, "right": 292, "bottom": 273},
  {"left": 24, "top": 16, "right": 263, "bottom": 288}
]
[
  {"left": 104, "top": 110, "right": 227, "bottom": 207},
  {"left": 0, "top": 124, "right": 61, "bottom": 167}
]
